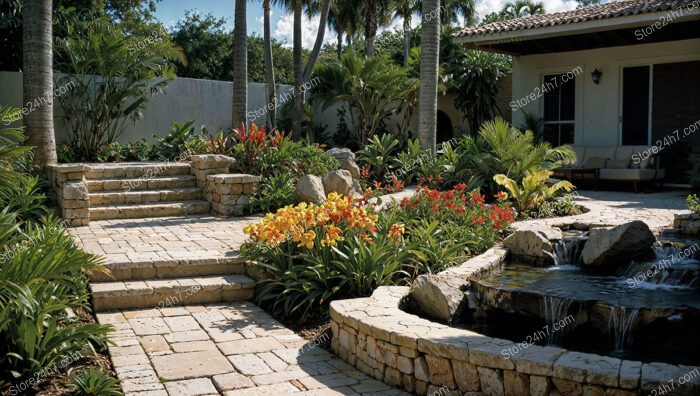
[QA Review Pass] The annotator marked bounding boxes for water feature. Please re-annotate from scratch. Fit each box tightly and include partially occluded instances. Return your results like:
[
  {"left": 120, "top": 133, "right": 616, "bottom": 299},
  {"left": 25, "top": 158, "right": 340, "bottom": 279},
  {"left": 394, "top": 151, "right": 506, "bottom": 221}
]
[{"left": 463, "top": 236, "right": 700, "bottom": 365}]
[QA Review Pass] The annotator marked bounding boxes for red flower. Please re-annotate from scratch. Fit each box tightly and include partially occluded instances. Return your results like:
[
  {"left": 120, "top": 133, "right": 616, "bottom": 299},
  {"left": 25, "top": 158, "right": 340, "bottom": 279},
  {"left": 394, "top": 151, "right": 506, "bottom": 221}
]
[{"left": 454, "top": 183, "right": 468, "bottom": 192}]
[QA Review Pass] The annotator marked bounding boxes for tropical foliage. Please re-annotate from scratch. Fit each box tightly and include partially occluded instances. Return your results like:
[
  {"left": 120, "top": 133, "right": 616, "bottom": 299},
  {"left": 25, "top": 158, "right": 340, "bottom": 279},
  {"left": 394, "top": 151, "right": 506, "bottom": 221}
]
[
  {"left": 494, "top": 170, "right": 575, "bottom": 213},
  {"left": 0, "top": 108, "right": 113, "bottom": 390}
]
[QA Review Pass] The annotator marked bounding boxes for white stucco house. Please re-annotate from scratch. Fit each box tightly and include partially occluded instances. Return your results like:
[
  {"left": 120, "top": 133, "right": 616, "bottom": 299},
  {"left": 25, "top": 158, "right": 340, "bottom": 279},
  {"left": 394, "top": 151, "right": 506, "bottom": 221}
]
[{"left": 454, "top": 0, "right": 700, "bottom": 181}]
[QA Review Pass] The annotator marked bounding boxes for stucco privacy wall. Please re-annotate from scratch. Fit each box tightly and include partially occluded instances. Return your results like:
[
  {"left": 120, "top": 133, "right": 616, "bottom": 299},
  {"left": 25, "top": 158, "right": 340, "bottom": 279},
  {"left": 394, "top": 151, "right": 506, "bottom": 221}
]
[
  {"left": 1, "top": 71, "right": 514, "bottom": 145},
  {"left": 0, "top": 72, "right": 295, "bottom": 143},
  {"left": 511, "top": 38, "right": 700, "bottom": 146}
]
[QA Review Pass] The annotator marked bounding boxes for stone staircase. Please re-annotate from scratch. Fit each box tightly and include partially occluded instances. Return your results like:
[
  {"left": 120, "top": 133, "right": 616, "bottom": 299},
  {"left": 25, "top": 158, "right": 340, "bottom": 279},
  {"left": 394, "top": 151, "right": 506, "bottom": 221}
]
[
  {"left": 89, "top": 254, "right": 255, "bottom": 312},
  {"left": 84, "top": 162, "right": 210, "bottom": 220}
]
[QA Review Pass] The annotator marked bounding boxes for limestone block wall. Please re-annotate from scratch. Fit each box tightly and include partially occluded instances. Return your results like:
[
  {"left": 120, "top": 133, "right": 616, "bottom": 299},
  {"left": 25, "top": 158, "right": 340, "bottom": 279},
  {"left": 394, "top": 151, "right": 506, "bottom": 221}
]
[
  {"left": 46, "top": 164, "right": 90, "bottom": 226},
  {"left": 205, "top": 174, "right": 261, "bottom": 216},
  {"left": 673, "top": 213, "right": 700, "bottom": 235},
  {"left": 329, "top": 248, "right": 700, "bottom": 395}
]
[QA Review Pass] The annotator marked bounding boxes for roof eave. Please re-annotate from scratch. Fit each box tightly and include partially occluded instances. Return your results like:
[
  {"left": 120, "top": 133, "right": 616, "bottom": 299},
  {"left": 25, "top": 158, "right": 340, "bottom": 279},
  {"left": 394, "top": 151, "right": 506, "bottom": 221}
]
[{"left": 453, "top": 8, "right": 700, "bottom": 47}]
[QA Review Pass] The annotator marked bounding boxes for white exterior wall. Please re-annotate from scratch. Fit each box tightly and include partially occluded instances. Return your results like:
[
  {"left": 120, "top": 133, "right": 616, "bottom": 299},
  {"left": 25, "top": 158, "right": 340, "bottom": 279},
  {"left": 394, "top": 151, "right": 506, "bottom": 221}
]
[{"left": 511, "top": 38, "right": 700, "bottom": 146}]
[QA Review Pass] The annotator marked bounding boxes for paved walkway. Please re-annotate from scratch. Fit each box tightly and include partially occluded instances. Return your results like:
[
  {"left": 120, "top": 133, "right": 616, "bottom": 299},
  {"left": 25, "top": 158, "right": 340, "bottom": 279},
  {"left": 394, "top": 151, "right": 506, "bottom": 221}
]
[
  {"left": 99, "top": 303, "right": 405, "bottom": 395},
  {"left": 72, "top": 190, "right": 689, "bottom": 395}
]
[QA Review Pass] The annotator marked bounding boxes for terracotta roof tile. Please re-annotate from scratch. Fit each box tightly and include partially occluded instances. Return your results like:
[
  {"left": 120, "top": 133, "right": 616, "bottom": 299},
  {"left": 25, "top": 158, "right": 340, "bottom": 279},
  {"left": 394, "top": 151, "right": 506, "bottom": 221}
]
[{"left": 454, "top": 0, "right": 697, "bottom": 38}]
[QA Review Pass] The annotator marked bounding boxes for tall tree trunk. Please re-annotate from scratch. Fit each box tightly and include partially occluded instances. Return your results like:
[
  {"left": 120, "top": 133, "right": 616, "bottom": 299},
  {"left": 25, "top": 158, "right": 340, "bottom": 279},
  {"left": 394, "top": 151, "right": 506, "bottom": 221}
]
[
  {"left": 292, "top": 0, "right": 303, "bottom": 135},
  {"left": 403, "top": 14, "right": 411, "bottom": 67},
  {"left": 232, "top": 0, "right": 247, "bottom": 128},
  {"left": 303, "top": 0, "right": 331, "bottom": 82},
  {"left": 418, "top": 0, "right": 439, "bottom": 151},
  {"left": 263, "top": 0, "right": 276, "bottom": 127},
  {"left": 23, "top": 0, "right": 56, "bottom": 169},
  {"left": 336, "top": 30, "right": 343, "bottom": 59},
  {"left": 363, "top": 0, "right": 376, "bottom": 56}
]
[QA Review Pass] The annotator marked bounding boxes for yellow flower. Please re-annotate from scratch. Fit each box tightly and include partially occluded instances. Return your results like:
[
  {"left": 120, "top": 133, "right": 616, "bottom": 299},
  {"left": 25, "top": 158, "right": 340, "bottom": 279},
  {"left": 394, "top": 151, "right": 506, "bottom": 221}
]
[
  {"left": 388, "top": 223, "right": 405, "bottom": 242},
  {"left": 297, "top": 230, "right": 316, "bottom": 249},
  {"left": 321, "top": 226, "right": 343, "bottom": 246}
]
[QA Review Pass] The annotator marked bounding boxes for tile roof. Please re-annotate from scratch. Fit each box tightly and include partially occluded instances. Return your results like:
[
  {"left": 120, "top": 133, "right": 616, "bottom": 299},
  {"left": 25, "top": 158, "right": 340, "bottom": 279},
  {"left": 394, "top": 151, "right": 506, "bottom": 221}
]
[{"left": 455, "top": 0, "right": 698, "bottom": 38}]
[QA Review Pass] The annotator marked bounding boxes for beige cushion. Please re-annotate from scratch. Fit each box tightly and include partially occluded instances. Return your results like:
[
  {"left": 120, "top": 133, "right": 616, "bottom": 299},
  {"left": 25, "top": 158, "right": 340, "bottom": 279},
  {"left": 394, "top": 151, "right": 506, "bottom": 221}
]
[
  {"left": 631, "top": 146, "right": 655, "bottom": 169},
  {"left": 583, "top": 157, "right": 607, "bottom": 169},
  {"left": 584, "top": 146, "right": 616, "bottom": 164},
  {"left": 599, "top": 168, "right": 664, "bottom": 181},
  {"left": 614, "top": 146, "right": 634, "bottom": 161},
  {"left": 605, "top": 159, "right": 630, "bottom": 169},
  {"left": 571, "top": 146, "right": 586, "bottom": 167}
]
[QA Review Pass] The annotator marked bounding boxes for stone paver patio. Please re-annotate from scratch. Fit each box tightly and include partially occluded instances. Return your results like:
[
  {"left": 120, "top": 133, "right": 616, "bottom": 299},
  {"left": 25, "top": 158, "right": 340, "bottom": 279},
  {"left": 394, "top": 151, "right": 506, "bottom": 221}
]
[
  {"left": 74, "top": 189, "right": 690, "bottom": 395},
  {"left": 100, "top": 302, "right": 407, "bottom": 395}
]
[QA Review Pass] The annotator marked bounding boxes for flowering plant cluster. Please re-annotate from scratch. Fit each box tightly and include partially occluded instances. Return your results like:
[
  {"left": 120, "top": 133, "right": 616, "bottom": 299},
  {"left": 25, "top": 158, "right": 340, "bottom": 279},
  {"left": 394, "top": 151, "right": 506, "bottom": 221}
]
[
  {"left": 232, "top": 122, "right": 289, "bottom": 168},
  {"left": 243, "top": 192, "right": 403, "bottom": 251}
]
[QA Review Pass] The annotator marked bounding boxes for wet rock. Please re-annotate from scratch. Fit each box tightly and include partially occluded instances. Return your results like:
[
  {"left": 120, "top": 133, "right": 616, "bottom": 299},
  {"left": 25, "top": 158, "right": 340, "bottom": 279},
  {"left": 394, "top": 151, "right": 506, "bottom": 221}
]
[
  {"left": 296, "top": 175, "right": 326, "bottom": 203},
  {"left": 408, "top": 274, "right": 467, "bottom": 324},
  {"left": 581, "top": 221, "right": 655, "bottom": 269},
  {"left": 503, "top": 227, "right": 563, "bottom": 265}
]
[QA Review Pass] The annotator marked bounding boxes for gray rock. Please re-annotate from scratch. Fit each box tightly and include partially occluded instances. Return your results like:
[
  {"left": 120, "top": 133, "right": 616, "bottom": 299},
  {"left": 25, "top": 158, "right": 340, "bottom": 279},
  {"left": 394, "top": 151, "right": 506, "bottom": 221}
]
[
  {"left": 296, "top": 175, "right": 326, "bottom": 203},
  {"left": 581, "top": 221, "right": 655, "bottom": 268},
  {"left": 340, "top": 158, "right": 361, "bottom": 179},
  {"left": 503, "top": 227, "right": 563, "bottom": 265},
  {"left": 322, "top": 170, "right": 354, "bottom": 195},
  {"left": 326, "top": 147, "right": 355, "bottom": 161},
  {"left": 408, "top": 274, "right": 466, "bottom": 324}
]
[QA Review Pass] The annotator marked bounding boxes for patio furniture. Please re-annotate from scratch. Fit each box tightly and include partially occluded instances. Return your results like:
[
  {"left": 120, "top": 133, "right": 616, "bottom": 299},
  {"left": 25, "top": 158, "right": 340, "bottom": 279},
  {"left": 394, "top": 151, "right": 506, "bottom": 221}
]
[
  {"left": 553, "top": 167, "right": 600, "bottom": 190},
  {"left": 564, "top": 146, "right": 665, "bottom": 193}
]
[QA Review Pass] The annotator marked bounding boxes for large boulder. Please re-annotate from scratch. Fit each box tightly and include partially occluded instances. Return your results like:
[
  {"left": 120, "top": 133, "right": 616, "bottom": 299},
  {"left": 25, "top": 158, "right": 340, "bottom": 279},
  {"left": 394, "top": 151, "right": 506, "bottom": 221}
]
[
  {"left": 326, "top": 148, "right": 361, "bottom": 179},
  {"left": 322, "top": 170, "right": 354, "bottom": 195},
  {"left": 408, "top": 274, "right": 467, "bottom": 324},
  {"left": 503, "top": 227, "right": 563, "bottom": 265},
  {"left": 296, "top": 175, "right": 326, "bottom": 203},
  {"left": 581, "top": 221, "right": 655, "bottom": 268},
  {"left": 326, "top": 148, "right": 355, "bottom": 161}
]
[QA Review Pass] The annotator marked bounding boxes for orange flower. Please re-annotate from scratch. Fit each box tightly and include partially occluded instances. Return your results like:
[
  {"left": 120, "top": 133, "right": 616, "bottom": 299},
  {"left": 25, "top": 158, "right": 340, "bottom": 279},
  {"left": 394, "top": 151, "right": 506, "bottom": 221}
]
[
  {"left": 494, "top": 191, "right": 509, "bottom": 201},
  {"left": 388, "top": 223, "right": 405, "bottom": 242}
]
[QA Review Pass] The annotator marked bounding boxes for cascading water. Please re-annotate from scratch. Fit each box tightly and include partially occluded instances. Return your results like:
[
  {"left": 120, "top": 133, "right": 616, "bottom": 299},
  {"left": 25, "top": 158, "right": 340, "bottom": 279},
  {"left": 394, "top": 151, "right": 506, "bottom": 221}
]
[
  {"left": 550, "top": 237, "right": 586, "bottom": 269},
  {"left": 541, "top": 295, "right": 574, "bottom": 345},
  {"left": 620, "top": 241, "right": 700, "bottom": 288},
  {"left": 608, "top": 306, "right": 639, "bottom": 352}
]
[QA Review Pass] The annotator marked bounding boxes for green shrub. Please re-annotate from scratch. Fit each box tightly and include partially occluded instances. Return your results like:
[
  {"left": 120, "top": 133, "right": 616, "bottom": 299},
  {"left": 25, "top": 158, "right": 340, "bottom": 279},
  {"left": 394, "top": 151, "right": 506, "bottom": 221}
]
[
  {"left": 250, "top": 172, "right": 296, "bottom": 214},
  {"left": 687, "top": 194, "right": 700, "bottom": 215},
  {"left": 493, "top": 170, "right": 575, "bottom": 214},
  {"left": 68, "top": 367, "right": 122, "bottom": 396},
  {"left": 151, "top": 121, "right": 199, "bottom": 160}
]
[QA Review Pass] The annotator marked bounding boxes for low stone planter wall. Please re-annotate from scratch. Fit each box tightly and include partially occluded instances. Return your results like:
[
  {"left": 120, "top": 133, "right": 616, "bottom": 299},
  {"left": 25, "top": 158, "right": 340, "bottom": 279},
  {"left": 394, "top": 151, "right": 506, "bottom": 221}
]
[
  {"left": 329, "top": 248, "right": 700, "bottom": 396},
  {"left": 205, "top": 174, "right": 261, "bottom": 216},
  {"left": 46, "top": 164, "right": 90, "bottom": 226},
  {"left": 674, "top": 213, "right": 700, "bottom": 235}
]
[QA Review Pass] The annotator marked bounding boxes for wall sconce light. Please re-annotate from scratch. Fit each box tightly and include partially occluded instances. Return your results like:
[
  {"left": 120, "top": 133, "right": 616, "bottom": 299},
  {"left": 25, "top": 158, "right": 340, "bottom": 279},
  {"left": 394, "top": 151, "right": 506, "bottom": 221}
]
[{"left": 591, "top": 68, "right": 602, "bottom": 85}]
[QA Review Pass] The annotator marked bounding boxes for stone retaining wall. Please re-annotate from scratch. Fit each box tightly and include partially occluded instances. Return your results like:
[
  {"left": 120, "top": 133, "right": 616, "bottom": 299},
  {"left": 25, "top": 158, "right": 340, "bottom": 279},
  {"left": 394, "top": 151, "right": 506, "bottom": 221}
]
[
  {"left": 205, "top": 174, "right": 261, "bottom": 216},
  {"left": 46, "top": 164, "right": 90, "bottom": 226},
  {"left": 673, "top": 213, "right": 700, "bottom": 235},
  {"left": 329, "top": 248, "right": 700, "bottom": 396}
]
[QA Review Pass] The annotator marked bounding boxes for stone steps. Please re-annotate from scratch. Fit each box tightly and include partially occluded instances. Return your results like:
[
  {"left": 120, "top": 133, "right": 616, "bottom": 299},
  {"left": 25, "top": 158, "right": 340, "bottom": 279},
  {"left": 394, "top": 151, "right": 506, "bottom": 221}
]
[
  {"left": 90, "top": 256, "right": 246, "bottom": 282},
  {"left": 85, "top": 162, "right": 191, "bottom": 179},
  {"left": 90, "top": 275, "right": 256, "bottom": 311},
  {"left": 89, "top": 200, "right": 210, "bottom": 220},
  {"left": 85, "top": 175, "right": 197, "bottom": 192},
  {"left": 89, "top": 187, "right": 201, "bottom": 205}
]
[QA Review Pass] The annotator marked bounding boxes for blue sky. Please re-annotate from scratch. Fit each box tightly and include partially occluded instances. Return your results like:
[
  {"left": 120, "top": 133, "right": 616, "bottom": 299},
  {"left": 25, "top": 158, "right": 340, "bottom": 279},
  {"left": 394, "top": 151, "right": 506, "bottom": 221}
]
[{"left": 153, "top": 0, "right": 586, "bottom": 48}]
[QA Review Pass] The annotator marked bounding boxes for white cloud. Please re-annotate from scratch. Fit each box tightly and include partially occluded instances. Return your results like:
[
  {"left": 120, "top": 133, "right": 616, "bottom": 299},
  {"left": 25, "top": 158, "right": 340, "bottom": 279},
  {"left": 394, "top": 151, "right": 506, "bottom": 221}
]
[{"left": 274, "top": 13, "right": 327, "bottom": 49}]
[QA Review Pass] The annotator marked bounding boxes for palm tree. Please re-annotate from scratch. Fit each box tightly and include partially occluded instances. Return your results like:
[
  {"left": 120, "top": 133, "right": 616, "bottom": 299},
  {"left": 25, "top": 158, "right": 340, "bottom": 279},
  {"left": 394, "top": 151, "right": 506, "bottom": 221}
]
[
  {"left": 362, "top": 0, "right": 393, "bottom": 56},
  {"left": 328, "top": 0, "right": 360, "bottom": 59},
  {"left": 263, "top": 0, "right": 276, "bottom": 126},
  {"left": 394, "top": 0, "right": 419, "bottom": 66},
  {"left": 502, "top": 0, "right": 545, "bottom": 18},
  {"left": 418, "top": 0, "right": 439, "bottom": 151},
  {"left": 442, "top": 0, "right": 476, "bottom": 27},
  {"left": 232, "top": 0, "right": 247, "bottom": 128},
  {"left": 23, "top": 0, "right": 56, "bottom": 169}
]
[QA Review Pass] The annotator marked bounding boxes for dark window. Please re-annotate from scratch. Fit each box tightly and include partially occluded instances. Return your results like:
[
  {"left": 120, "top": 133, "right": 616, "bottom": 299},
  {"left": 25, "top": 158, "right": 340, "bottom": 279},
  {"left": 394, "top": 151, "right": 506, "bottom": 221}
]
[
  {"left": 543, "top": 74, "right": 575, "bottom": 146},
  {"left": 621, "top": 66, "right": 650, "bottom": 146}
]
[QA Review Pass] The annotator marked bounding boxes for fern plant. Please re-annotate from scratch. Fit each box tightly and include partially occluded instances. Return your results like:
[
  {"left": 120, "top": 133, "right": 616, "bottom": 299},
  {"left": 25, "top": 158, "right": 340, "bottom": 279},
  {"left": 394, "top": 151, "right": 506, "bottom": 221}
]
[{"left": 68, "top": 367, "right": 122, "bottom": 396}]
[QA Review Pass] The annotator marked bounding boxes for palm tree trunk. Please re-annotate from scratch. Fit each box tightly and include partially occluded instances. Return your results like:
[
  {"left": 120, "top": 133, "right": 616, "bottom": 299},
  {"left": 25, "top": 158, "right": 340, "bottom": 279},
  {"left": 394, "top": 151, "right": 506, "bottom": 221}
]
[
  {"left": 403, "top": 15, "right": 411, "bottom": 67},
  {"left": 263, "top": 0, "right": 276, "bottom": 127},
  {"left": 418, "top": 0, "right": 440, "bottom": 151},
  {"left": 364, "top": 0, "right": 376, "bottom": 56},
  {"left": 336, "top": 30, "right": 343, "bottom": 59},
  {"left": 303, "top": 0, "right": 331, "bottom": 82},
  {"left": 292, "top": 0, "right": 303, "bottom": 135},
  {"left": 232, "top": 0, "right": 248, "bottom": 128},
  {"left": 23, "top": 0, "right": 56, "bottom": 169}
]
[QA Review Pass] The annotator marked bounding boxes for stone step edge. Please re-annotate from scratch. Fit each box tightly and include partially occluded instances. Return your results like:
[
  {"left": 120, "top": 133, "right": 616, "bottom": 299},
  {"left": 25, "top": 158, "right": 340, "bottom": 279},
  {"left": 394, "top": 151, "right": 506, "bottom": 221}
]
[
  {"left": 88, "top": 200, "right": 210, "bottom": 220},
  {"left": 91, "top": 255, "right": 246, "bottom": 282},
  {"left": 85, "top": 162, "right": 192, "bottom": 179},
  {"left": 90, "top": 275, "right": 255, "bottom": 311},
  {"left": 88, "top": 187, "right": 202, "bottom": 206},
  {"left": 85, "top": 175, "right": 196, "bottom": 192}
]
